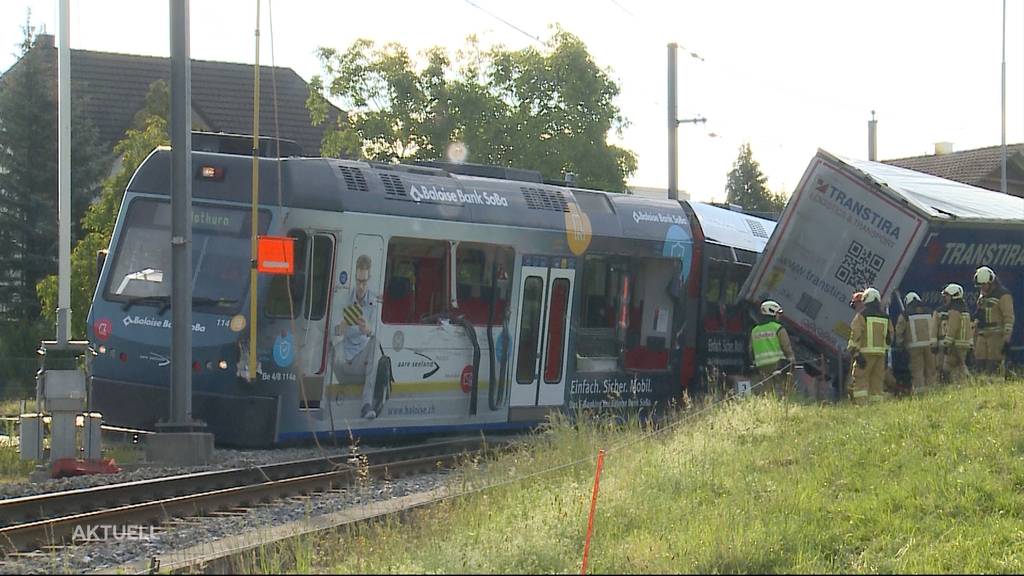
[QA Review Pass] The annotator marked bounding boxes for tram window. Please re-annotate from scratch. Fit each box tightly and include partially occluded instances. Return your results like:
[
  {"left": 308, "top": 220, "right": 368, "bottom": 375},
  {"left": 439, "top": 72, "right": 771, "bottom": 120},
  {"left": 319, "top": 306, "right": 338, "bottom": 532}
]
[
  {"left": 382, "top": 238, "right": 448, "bottom": 324},
  {"left": 265, "top": 230, "right": 308, "bottom": 318},
  {"left": 576, "top": 255, "right": 631, "bottom": 363},
  {"left": 580, "top": 255, "right": 631, "bottom": 329},
  {"left": 454, "top": 243, "right": 514, "bottom": 326},
  {"left": 516, "top": 276, "right": 545, "bottom": 384},
  {"left": 305, "top": 234, "right": 334, "bottom": 321},
  {"left": 106, "top": 198, "right": 268, "bottom": 312}
]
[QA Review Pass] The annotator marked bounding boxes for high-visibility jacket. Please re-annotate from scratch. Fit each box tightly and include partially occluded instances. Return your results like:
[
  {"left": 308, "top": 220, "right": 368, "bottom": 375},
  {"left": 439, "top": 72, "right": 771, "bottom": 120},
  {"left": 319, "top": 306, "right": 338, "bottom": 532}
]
[
  {"left": 896, "top": 304, "right": 936, "bottom": 349},
  {"left": 751, "top": 321, "right": 784, "bottom": 368},
  {"left": 848, "top": 312, "right": 892, "bottom": 356},
  {"left": 976, "top": 284, "right": 1015, "bottom": 339}
]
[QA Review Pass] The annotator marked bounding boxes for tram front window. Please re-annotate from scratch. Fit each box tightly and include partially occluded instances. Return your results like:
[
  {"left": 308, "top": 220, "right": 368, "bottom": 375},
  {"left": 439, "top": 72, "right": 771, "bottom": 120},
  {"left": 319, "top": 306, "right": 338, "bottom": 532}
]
[{"left": 105, "top": 198, "right": 269, "bottom": 313}]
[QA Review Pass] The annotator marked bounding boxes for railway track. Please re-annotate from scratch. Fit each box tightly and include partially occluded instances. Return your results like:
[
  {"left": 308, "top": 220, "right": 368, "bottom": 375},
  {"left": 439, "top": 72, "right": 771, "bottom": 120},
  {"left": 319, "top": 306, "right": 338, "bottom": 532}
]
[{"left": 0, "top": 436, "right": 507, "bottom": 555}]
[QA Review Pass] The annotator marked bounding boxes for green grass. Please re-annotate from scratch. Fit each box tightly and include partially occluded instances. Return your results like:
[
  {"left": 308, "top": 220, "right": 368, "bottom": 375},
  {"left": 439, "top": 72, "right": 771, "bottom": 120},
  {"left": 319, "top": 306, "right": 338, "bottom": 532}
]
[
  {"left": 0, "top": 418, "right": 35, "bottom": 483},
  {"left": 0, "top": 397, "right": 32, "bottom": 417},
  {"left": 304, "top": 377, "right": 1024, "bottom": 574}
]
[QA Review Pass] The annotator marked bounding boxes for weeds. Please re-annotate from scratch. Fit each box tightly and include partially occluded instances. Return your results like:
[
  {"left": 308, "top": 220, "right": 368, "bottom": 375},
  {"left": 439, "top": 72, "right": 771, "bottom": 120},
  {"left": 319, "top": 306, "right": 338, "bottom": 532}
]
[{"left": 290, "top": 378, "right": 1024, "bottom": 574}]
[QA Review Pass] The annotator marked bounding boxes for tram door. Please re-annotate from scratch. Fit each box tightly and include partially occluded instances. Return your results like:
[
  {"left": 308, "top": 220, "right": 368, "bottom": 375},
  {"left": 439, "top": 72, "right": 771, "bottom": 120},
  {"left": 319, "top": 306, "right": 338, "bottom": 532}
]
[
  {"left": 510, "top": 261, "right": 575, "bottom": 407},
  {"left": 301, "top": 233, "right": 336, "bottom": 377}
]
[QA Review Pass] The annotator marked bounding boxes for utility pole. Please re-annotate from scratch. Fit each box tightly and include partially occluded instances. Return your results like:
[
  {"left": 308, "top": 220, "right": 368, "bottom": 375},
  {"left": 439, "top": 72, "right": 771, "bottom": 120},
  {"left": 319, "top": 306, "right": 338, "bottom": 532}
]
[
  {"left": 56, "top": 0, "right": 71, "bottom": 345},
  {"left": 1000, "top": 0, "right": 1007, "bottom": 194},
  {"left": 667, "top": 43, "right": 706, "bottom": 201},
  {"left": 148, "top": 0, "right": 213, "bottom": 465},
  {"left": 169, "top": 0, "right": 194, "bottom": 432},
  {"left": 868, "top": 110, "right": 878, "bottom": 161}
]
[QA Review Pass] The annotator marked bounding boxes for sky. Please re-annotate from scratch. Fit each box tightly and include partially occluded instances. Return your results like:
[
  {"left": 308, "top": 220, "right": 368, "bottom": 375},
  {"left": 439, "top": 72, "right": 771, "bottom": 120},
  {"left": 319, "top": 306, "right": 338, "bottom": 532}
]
[{"left": 1, "top": 0, "right": 1023, "bottom": 203}]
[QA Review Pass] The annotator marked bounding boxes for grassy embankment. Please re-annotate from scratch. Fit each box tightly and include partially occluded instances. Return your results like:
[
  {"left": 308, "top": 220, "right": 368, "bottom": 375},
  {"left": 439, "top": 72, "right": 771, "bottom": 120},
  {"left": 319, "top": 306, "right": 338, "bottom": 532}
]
[{"left": 259, "top": 377, "right": 1024, "bottom": 574}]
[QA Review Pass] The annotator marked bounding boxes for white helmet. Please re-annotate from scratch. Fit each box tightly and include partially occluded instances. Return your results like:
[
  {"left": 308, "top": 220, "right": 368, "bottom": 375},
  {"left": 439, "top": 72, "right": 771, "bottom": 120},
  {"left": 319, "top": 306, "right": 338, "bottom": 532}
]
[
  {"left": 861, "top": 287, "right": 881, "bottom": 304},
  {"left": 904, "top": 292, "right": 921, "bottom": 306},
  {"left": 942, "top": 283, "right": 964, "bottom": 299},
  {"left": 761, "top": 300, "right": 783, "bottom": 316},
  {"left": 974, "top": 266, "right": 996, "bottom": 285}
]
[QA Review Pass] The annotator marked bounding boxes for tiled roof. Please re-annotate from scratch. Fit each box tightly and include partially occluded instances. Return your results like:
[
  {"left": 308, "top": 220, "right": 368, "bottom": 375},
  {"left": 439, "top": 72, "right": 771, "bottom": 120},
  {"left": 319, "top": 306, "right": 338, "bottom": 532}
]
[
  {"left": 883, "top": 143, "right": 1024, "bottom": 187},
  {"left": 14, "top": 34, "right": 338, "bottom": 156}
]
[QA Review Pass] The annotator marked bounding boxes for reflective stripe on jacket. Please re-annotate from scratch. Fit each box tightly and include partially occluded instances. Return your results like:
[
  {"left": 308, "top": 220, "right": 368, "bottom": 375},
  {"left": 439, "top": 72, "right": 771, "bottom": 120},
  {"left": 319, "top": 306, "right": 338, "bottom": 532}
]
[
  {"left": 943, "top": 308, "right": 973, "bottom": 349},
  {"left": 906, "top": 313, "right": 936, "bottom": 348},
  {"left": 977, "top": 290, "right": 1015, "bottom": 337},
  {"left": 862, "top": 316, "right": 889, "bottom": 355}
]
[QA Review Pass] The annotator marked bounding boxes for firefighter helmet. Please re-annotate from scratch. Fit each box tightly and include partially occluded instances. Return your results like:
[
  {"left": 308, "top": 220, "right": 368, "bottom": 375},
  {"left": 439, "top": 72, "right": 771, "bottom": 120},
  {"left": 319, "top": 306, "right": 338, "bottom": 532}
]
[
  {"left": 861, "top": 287, "right": 881, "bottom": 304},
  {"left": 904, "top": 292, "right": 921, "bottom": 306},
  {"left": 760, "top": 300, "right": 783, "bottom": 316},
  {"left": 974, "top": 266, "right": 996, "bottom": 285},
  {"left": 942, "top": 283, "right": 964, "bottom": 299}
]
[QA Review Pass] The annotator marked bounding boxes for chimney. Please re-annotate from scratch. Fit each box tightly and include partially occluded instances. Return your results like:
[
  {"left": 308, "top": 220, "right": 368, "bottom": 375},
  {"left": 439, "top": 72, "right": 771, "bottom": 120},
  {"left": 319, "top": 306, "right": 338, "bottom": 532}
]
[
  {"left": 934, "top": 142, "right": 954, "bottom": 155},
  {"left": 867, "top": 110, "right": 878, "bottom": 161},
  {"left": 35, "top": 33, "right": 55, "bottom": 49}
]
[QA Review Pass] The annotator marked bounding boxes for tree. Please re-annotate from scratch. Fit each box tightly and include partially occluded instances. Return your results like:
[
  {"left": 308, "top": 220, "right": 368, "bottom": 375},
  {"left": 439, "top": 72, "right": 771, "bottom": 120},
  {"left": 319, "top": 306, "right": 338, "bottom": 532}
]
[
  {"left": 724, "top": 143, "right": 787, "bottom": 214},
  {"left": 307, "top": 27, "right": 638, "bottom": 191},
  {"left": 37, "top": 80, "right": 170, "bottom": 338},
  {"left": 0, "top": 18, "right": 107, "bottom": 326}
]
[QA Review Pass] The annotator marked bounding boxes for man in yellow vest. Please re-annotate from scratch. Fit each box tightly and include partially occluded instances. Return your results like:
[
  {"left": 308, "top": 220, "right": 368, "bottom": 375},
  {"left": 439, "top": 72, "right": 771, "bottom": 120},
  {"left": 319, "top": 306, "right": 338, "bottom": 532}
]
[
  {"left": 749, "top": 300, "right": 796, "bottom": 397},
  {"left": 894, "top": 292, "right": 936, "bottom": 394},
  {"left": 934, "top": 283, "right": 972, "bottom": 381},
  {"left": 973, "top": 266, "right": 1015, "bottom": 376},
  {"left": 847, "top": 287, "right": 893, "bottom": 404}
]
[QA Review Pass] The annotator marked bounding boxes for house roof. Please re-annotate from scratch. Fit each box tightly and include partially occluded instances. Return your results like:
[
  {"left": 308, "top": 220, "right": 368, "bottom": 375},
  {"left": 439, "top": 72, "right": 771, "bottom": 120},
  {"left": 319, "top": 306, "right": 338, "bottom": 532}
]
[
  {"left": 17, "top": 34, "right": 338, "bottom": 156},
  {"left": 883, "top": 143, "right": 1024, "bottom": 188}
]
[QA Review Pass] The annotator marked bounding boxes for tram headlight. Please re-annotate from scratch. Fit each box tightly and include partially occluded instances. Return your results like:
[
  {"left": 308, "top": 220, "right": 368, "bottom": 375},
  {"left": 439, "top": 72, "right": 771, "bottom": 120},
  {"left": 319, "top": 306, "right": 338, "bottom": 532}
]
[
  {"left": 98, "top": 345, "right": 107, "bottom": 355},
  {"left": 218, "top": 360, "right": 228, "bottom": 370}
]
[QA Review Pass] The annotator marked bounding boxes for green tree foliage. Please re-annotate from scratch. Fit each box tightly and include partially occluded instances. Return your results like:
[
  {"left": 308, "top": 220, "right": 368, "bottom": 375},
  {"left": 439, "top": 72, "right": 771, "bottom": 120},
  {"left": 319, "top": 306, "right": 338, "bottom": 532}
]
[
  {"left": 37, "top": 80, "right": 169, "bottom": 338},
  {"left": 0, "top": 19, "right": 107, "bottom": 326},
  {"left": 307, "top": 27, "right": 638, "bottom": 191},
  {"left": 725, "top": 143, "right": 787, "bottom": 214}
]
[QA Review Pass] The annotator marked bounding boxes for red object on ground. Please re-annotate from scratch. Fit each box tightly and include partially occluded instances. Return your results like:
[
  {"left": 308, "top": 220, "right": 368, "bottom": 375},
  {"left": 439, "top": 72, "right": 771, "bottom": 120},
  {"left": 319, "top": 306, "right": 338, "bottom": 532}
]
[
  {"left": 50, "top": 458, "right": 122, "bottom": 478},
  {"left": 581, "top": 449, "right": 606, "bottom": 575}
]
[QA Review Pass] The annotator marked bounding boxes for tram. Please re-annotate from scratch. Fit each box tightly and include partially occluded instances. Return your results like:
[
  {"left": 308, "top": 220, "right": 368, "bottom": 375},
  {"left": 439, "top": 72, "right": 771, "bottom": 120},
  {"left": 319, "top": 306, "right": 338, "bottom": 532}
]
[{"left": 87, "top": 133, "right": 774, "bottom": 446}]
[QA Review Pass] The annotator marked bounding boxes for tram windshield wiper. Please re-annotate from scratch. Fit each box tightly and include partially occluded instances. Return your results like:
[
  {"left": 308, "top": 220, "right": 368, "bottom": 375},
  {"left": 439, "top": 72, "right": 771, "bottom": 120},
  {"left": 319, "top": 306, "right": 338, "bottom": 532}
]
[
  {"left": 121, "top": 295, "right": 170, "bottom": 313},
  {"left": 192, "top": 296, "right": 238, "bottom": 308}
]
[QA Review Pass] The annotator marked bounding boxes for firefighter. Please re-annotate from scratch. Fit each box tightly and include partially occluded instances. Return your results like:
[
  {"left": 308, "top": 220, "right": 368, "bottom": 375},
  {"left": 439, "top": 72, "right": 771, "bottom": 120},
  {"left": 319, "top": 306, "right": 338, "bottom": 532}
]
[
  {"left": 934, "top": 283, "right": 972, "bottom": 381},
  {"left": 749, "top": 300, "right": 796, "bottom": 397},
  {"left": 847, "top": 287, "right": 893, "bottom": 404},
  {"left": 849, "top": 290, "right": 865, "bottom": 312},
  {"left": 973, "top": 266, "right": 1015, "bottom": 376},
  {"left": 894, "top": 291, "right": 937, "bottom": 394}
]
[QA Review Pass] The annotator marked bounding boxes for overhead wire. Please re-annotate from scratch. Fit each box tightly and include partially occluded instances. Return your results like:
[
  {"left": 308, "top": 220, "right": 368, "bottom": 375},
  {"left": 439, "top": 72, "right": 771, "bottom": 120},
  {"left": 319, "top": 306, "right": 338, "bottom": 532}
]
[{"left": 462, "top": 0, "right": 543, "bottom": 45}]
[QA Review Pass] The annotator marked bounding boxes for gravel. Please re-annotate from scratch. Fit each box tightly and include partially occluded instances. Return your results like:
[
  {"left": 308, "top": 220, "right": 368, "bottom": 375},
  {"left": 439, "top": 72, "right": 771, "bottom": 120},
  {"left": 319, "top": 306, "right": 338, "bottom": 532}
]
[
  {"left": 0, "top": 435, "right": 504, "bottom": 574},
  {"left": 0, "top": 452, "right": 456, "bottom": 574},
  {"left": 0, "top": 443, "right": 394, "bottom": 500}
]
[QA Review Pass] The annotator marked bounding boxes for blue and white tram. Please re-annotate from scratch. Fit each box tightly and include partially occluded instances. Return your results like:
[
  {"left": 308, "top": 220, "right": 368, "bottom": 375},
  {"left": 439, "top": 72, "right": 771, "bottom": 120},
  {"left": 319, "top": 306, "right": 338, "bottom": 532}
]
[{"left": 87, "top": 134, "right": 772, "bottom": 446}]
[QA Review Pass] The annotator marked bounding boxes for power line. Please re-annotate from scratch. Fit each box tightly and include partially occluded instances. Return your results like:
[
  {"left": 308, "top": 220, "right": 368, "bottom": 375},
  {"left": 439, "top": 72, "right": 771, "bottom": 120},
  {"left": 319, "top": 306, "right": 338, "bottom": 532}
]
[
  {"left": 608, "top": 0, "right": 634, "bottom": 16},
  {"left": 462, "top": 0, "right": 543, "bottom": 44},
  {"left": 600, "top": 0, "right": 705, "bottom": 62}
]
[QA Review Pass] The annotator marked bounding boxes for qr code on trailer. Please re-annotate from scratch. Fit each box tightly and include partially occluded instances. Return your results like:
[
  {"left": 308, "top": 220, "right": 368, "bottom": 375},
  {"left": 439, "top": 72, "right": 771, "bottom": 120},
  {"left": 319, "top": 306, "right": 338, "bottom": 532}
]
[{"left": 834, "top": 240, "right": 885, "bottom": 288}]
